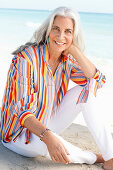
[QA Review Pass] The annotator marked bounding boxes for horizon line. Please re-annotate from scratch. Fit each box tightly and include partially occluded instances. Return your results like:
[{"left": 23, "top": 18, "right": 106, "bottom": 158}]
[{"left": 0, "top": 7, "right": 113, "bottom": 15}]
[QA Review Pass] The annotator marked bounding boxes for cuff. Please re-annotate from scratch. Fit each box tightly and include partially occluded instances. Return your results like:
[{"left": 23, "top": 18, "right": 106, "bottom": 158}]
[
  {"left": 93, "top": 69, "right": 106, "bottom": 95},
  {"left": 93, "top": 69, "right": 106, "bottom": 84},
  {"left": 76, "top": 69, "right": 106, "bottom": 104},
  {"left": 19, "top": 111, "right": 35, "bottom": 126}
]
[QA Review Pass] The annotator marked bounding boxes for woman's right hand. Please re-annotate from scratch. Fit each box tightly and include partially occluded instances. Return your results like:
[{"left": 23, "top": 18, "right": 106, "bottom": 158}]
[
  {"left": 23, "top": 116, "right": 70, "bottom": 164},
  {"left": 43, "top": 131, "right": 71, "bottom": 164}
]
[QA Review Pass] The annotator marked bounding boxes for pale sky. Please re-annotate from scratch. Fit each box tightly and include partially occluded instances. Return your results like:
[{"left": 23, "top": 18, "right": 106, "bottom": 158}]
[{"left": 0, "top": 0, "right": 113, "bottom": 14}]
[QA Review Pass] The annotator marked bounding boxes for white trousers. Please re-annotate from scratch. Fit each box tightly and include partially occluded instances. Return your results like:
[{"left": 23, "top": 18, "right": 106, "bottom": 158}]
[{"left": 2, "top": 85, "right": 113, "bottom": 164}]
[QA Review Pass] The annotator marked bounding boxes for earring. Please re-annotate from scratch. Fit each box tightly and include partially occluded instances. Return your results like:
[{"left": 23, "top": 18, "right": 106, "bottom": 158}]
[{"left": 47, "top": 37, "right": 49, "bottom": 44}]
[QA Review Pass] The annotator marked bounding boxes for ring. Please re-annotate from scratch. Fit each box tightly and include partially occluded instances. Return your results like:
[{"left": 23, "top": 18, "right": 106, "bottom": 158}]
[{"left": 52, "top": 156, "right": 57, "bottom": 162}]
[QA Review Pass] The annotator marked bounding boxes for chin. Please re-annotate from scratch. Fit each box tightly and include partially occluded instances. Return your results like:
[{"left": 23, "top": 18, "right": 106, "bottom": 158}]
[
  {"left": 57, "top": 49, "right": 65, "bottom": 54},
  {"left": 56, "top": 45, "right": 66, "bottom": 51}
]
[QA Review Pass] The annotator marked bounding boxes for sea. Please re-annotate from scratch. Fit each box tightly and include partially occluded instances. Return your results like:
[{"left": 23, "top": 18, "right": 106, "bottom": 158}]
[{"left": 0, "top": 8, "right": 113, "bottom": 126}]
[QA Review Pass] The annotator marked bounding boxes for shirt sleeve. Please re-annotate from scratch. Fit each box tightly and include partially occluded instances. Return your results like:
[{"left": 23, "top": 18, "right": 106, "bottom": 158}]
[
  {"left": 70, "top": 60, "right": 106, "bottom": 104},
  {"left": 12, "top": 52, "right": 37, "bottom": 126}
]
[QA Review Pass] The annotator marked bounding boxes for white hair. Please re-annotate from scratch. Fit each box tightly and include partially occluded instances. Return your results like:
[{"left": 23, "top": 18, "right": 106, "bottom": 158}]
[{"left": 12, "top": 7, "right": 85, "bottom": 54}]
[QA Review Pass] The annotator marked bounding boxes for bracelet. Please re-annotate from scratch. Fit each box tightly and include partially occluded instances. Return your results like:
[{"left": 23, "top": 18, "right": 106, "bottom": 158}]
[{"left": 39, "top": 128, "right": 50, "bottom": 141}]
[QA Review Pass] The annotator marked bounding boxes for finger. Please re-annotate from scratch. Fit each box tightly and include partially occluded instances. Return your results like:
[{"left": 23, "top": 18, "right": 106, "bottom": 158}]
[
  {"left": 64, "top": 147, "right": 70, "bottom": 155},
  {"left": 61, "top": 152, "right": 70, "bottom": 164},
  {"left": 61, "top": 143, "right": 70, "bottom": 155},
  {"left": 61, "top": 149, "right": 71, "bottom": 164},
  {"left": 54, "top": 155, "right": 60, "bottom": 163},
  {"left": 49, "top": 152, "right": 56, "bottom": 163},
  {"left": 51, "top": 156, "right": 57, "bottom": 163},
  {"left": 57, "top": 148, "right": 70, "bottom": 164},
  {"left": 51, "top": 153, "right": 60, "bottom": 163},
  {"left": 57, "top": 152, "right": 67, "bottom": 164}
]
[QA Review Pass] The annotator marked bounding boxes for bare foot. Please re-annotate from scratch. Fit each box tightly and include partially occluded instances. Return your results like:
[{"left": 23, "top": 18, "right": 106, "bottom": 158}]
[
  {"left": 95, "top": 154, "right": 105, "bottom": 163},
  {"left": 104, "top": 158, "right": 113, "bottom": 170}
]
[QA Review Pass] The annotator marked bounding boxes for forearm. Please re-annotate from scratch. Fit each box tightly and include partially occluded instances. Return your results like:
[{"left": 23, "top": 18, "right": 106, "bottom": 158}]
[
  {"left": 69, "top": 45, "right": 96, "bottom": 78},
  {"left": 23, "top": 113, "right": 70, "bottom": 164},
  {"left": 23, "top": 116, "right": 52, "bottom": 144}
]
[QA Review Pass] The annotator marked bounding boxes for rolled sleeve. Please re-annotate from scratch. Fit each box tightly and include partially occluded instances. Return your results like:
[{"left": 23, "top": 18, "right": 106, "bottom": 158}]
[
  {"left": 70, "top": 59, "right": 106, "bottom": 103},
  {"left": 14, "top": 92, "right": 38, "bottom": 126},
  {"left": 70, "top": 62, "right": 88, "bottom": 86},
  {"left": 93, "top": 69, "right": 106, "bottom": 91},
  {"left": 12, "top": 53, "right": 37, "bottom": 126},
  {"left": 76, "top": 69, "right": 106, "bottom": 104},
  {"left": 19, "top": 111, "right": 35, "bottom": 126}
]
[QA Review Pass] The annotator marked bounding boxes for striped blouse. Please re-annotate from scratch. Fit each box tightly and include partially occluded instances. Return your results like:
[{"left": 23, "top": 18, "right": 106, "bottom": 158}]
[{"left": 0, "top": 44, "right": 106, "bottom": 144}]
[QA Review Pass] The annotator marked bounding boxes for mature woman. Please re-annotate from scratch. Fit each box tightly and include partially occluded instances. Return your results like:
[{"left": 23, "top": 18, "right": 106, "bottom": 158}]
[{"left": 0, "top": 7, "right": 113, "bottom": 169}]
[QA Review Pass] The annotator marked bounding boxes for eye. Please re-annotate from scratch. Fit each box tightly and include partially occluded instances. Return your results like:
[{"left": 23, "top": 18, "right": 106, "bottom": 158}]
[
  {"left": 52, "top": 26, "right": 60, "bottom": 32},
  {"left": 65, "top": 29, "right": 73, "bottom": 34}
]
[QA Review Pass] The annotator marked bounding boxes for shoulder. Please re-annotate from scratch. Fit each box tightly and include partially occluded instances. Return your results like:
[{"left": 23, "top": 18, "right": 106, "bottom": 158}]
[
  {"left": 12, "top": 44, "right": 41, "bottom": 66},
  {"left": 12, "top": 44, "right": 47, "bottom": 67},
  {"left": 20, "top": 44, "right": 38, "bottom": 64},
  {"left": 20, "top": 43, "right": 45, "bottom": 61}
]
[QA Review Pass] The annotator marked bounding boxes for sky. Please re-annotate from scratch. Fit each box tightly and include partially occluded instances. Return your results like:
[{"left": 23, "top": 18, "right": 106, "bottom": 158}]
[{"left": 0, "top": 0, "right": 113, "bottom": 14}]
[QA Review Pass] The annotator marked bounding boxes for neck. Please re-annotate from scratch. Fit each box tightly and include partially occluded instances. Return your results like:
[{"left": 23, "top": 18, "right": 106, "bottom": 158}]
[{"left": 48, "top": 45, "right": 62, "bottom": 63}]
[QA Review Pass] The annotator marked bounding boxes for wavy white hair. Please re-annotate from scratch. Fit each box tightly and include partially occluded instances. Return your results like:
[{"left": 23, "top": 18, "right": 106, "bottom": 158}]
[{"left": 12, "top": 7, "right": 85, "bottom": 54}]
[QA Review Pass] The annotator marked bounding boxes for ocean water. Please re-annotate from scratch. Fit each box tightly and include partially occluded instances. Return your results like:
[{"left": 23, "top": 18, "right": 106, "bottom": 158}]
[
  {"left": 0, "top": 9, "right": 113, "bottom": 123},
  {"left": 0, "top": 8, "right": 113, "bottom": 59}
]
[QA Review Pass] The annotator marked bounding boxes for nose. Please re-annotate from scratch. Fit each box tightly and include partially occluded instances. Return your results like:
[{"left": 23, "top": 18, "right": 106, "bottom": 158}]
[{"left": 57, "top": 31, "right": 65, "bottom": 39}]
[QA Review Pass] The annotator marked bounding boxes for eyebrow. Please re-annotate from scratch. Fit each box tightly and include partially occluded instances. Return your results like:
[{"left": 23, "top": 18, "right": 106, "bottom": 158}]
[
  {"left": 66, "top": 28, "right": 73, "bottom": 31},
  {"left": 52, "top": 25, "right": 59, "bottom": 28},
  {"left": 52, "top": 25, "right": 73, "bottom": 31}
]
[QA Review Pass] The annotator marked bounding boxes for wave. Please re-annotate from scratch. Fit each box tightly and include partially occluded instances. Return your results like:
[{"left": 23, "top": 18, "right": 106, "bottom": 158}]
[{"left": 25, "top": 22, "right": 41, "bottom": 28}]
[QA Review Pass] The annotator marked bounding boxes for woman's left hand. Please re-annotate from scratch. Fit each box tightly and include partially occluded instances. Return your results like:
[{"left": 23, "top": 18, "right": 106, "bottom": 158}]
[
  {"left": 62, "top": 43, "right": 80, "bottom": 57},
  {"left": 62, "top": 43, "right": 96, "bottom": 78}
]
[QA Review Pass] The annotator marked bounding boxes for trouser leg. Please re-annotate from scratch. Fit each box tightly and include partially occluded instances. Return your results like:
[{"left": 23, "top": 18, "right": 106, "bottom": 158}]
[
  {"left": 45, "top": 132, "right": 97, "bottom": 164},
  {"left": 47, "top": 85, "right": 97, "bottom": 164},
  {"left": 2, "top": 128, "right": 48, "bottom": 157},
  {"left": 2, "top": 128, "right": 96, "bottom": 164},
  {"left": 3, "top": 85, "right": 113, "bottom": 163},
  {"left": 81, "top": 91, "right": 113, "bottom": 161},
  {"left": 2, "top": 85, "right": 97, "bottom": 164},
  {"left": 48, "top": 85, "right": 83, "bottom": 134},
  {"left": 48, "top": 85, "right": 113, "bottom": 162}
]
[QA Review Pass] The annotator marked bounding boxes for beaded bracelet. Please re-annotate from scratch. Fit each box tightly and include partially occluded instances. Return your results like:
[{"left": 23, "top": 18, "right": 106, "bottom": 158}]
[{"left": 39, "top": 128, "right": 50, "bottom": 141}]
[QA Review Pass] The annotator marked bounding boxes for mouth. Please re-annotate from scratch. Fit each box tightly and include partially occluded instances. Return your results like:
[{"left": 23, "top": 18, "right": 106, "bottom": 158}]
[{"left": 55, "top": 41, "right": 65, "bottom": 46}]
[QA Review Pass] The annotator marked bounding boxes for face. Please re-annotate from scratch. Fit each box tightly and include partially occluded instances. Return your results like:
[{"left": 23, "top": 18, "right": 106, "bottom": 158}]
[{"left": 49, "top": 16, "right": 74, "bottom": 54}]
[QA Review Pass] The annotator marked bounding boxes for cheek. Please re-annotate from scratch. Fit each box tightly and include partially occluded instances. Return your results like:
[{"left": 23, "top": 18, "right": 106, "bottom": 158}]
[
  {"left": 67, "top": 36, "right": 73, "bottom": 45},
  {"left": 49, "top": 30, "right": 57, "bottom": 40}
]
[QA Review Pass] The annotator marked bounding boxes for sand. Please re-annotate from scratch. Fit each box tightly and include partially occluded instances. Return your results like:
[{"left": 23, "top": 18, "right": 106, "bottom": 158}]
[{"left": 0, "top": 123, "right": 104, "bottom": 170}]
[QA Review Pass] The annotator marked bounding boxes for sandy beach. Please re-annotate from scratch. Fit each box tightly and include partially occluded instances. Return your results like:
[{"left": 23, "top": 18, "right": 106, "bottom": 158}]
[{"left": 0, "top": 123, "right": 105, "bottom": 170}]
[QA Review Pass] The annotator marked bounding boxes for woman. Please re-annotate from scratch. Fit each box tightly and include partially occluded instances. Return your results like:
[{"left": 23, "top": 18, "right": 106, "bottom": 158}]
[{"left": 0, "top": 7, "right": 113, "bottom": 169}]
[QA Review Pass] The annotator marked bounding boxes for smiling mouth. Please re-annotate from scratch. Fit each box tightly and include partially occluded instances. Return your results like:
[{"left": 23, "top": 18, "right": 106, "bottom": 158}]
[{"left": 55, "top": 41, "right": 65, "bottom": 45}]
